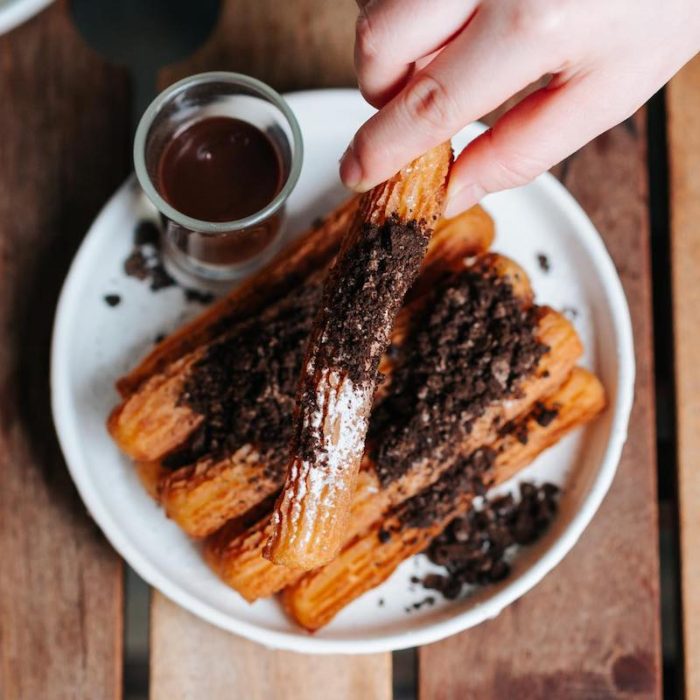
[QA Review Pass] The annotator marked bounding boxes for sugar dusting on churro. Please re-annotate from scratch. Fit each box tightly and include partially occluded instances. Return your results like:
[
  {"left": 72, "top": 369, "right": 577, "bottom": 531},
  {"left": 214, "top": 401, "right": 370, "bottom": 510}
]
[{"left": 270, "top": 369, "right": 373, "bottom": 551}]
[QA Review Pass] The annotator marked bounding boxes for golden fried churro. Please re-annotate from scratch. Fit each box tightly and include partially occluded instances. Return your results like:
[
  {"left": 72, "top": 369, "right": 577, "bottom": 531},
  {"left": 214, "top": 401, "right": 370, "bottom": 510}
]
[
  {"left": 267, "top": 144, "right": 453, "bottom": 570},
  {"left": 282, "top": 367, "right": 605, "bottom": 630},
  {"left": 206, "top": 257, "right": 582, "bottom": 600}
]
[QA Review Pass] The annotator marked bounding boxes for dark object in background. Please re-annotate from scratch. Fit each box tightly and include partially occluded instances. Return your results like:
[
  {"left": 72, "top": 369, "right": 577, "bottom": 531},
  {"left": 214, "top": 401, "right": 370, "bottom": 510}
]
[{"left": 71, "top": 0, "right": 221, "bottom": 120}]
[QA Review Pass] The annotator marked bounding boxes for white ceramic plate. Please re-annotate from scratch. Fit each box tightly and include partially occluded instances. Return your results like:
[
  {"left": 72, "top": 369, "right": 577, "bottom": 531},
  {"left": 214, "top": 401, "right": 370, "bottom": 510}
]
[
  {"left": 51, "top": 89, "right": 634, "bottom": 654},
  {"left": 0, "top": 0, "right": 53, "bottom": 35}
]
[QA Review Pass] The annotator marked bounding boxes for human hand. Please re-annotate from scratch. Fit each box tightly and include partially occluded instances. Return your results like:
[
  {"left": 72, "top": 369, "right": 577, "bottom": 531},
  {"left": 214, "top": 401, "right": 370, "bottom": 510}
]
[{"left": 340, "top": 0, "right": 700, "bottom": 216}]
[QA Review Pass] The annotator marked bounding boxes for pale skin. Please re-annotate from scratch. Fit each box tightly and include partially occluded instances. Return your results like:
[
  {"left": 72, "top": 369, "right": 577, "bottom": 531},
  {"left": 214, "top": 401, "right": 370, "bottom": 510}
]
[{"left": 340, "top": 0, "right": 700, "bottom": 217}]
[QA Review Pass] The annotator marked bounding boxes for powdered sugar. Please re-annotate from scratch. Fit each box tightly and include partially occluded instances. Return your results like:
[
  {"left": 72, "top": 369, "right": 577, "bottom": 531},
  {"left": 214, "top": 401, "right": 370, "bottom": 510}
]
[{"left": 276, "top": 368, "right": 374, "bottom": 550}]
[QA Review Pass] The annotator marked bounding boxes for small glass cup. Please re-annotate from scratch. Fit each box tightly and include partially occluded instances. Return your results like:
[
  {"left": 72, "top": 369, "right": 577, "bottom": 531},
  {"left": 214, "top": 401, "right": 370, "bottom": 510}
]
[{"left": 134, "top": 71, "right": 303, "bottom": 285}]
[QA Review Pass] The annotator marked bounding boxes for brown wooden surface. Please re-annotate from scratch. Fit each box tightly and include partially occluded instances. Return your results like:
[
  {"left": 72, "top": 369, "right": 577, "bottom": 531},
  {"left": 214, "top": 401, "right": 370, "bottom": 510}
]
[
  {"left": 0, "top": 2, "right": 131, "bottom": 699},
  {"left": 420, "top": 115, "right": 663, "bottom": 698},
  {"left": 150, "top": 593, "right": 392, "bottom": 700},
  {"left": 152, "top": 3, "right": 393, "bottom": 699},
  {"left": 160, "top": 0, "right": 357, "bottom": 92},
  {"left": 668, "top": 55, "right": 700, "bottom": 700}
]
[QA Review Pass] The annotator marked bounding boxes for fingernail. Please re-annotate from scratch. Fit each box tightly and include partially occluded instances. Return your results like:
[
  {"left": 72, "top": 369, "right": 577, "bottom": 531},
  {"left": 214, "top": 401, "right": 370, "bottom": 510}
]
[
  {"left": 340, "top": 145, "right": 365, "bottom": 191},
  {"left": 444, "top": 183, "right": 486, "bottom": 219}
]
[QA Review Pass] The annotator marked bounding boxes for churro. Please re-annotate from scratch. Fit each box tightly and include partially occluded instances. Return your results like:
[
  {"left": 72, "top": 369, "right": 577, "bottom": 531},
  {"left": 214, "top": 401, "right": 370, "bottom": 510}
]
[{"left": 267, "top": 143, "right": 453, "bottom": 569}]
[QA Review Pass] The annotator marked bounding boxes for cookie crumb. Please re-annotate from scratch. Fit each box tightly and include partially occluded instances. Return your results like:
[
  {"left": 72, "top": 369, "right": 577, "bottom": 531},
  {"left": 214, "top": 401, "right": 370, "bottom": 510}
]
[
  {"left": 184, "top": 288, "right": 215, "bottom": 305},
  {"left": 536, "top": 253, "right": 551, "bottom": 273},
  {"left": 104, "top": 294, "right": 121, "bottom": 307},
  {"left": 419, "top": 481, "right": 560, "bottom": 601},
  {"left": 124, "top": 220, "right": 175, "bottom": 291}
]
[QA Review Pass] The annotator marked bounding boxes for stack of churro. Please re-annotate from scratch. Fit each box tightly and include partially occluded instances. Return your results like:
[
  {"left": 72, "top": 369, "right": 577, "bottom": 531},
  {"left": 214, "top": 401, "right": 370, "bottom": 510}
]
[{"left": 109, "top": 149, "right": 605, "bottom": 630}]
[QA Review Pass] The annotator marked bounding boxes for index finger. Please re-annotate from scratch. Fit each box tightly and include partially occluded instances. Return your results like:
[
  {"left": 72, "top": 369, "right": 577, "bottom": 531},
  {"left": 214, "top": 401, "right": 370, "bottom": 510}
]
[
  {"left": 355, "top": 0, "right": 477, "bottom": 107},
  {"left": 341, "top": 6, "right": 554, "bottom": 191}
]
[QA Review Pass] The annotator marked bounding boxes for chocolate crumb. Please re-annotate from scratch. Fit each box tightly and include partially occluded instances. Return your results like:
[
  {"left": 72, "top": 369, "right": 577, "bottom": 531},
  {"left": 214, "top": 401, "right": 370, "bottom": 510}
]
[
  {"left": 149, "top": 263, "right": 176, "bottom": 291},
  {"left": 395, "top": 448, "right": 496, "bottom": 530},
  {"left": 532, "top": 402, "right": 559, "bottom": 427},
  {"left": 498, "top": 420, "right": 529, "bottom": 445},
  {"left": 536, "top": 253, "right": 551, "bottom": 273},
  {"left": 562, "top": 306, "right": 579, "bottom": 320},
  {"left": 124, "top": 220, "right": 175, "bottom": 291},
  {"left": 123, "top": 250, "right": 150, "bottom": 280},
  {"left": 378, "top": 598, "right": 385, "bottom": 607},
  {"left": 154, "top": 333, "right": 166, "bottom": 345},
  {"left": 419, "top": 481, "right": 560, "bottom": 600},
  {"left": 134, "top": 220, "right": 161, "bottom": 248},
  {"left": 310, "top": 215, "right": 430, "bottom": 386},
  {"left": 104, "top": 294, "right": 121, "bottom": 307},
  {"left": 184, "top": 288, "right": 215, "bottom": 305},
  {"left": 378, "top": 529, "right": 392, "bottom": 544},
  {"left": 177, "top": 276, "right": 323, "bottom": 477}
]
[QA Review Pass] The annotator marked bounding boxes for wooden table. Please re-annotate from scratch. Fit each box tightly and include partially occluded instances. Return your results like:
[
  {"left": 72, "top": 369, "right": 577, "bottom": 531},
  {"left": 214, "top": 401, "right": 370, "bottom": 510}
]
[{"left": 1, "top": 2, "right": 695, "bottom": 698}]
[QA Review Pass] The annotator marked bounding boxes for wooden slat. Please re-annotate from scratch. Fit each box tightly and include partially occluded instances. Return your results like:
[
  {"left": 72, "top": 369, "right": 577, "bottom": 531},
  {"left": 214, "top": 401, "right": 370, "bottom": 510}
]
[
  {"left": 0, "top": 2, "right": 130, "bottom": 699},
  {"left": 152, "top": 4, "right": 392, "bottom": 699},
  {"left": 151, "top": 593, "right": 391, "bottom": 700},
  {"left": 668, "top": 56, "right": 700, "bottom": 699},
  {"left": 159, "top": 0, "right": 356, "bottom": 92},
  {"left": 420, "top": 114, "right": 662, "bottom": 698}
]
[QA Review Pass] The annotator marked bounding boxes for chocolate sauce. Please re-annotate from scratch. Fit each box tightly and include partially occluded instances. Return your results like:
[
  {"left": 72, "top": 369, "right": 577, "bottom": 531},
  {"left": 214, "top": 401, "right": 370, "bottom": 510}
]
[{"left": 158, "top": 116, "right": 282, "bottom": 222}]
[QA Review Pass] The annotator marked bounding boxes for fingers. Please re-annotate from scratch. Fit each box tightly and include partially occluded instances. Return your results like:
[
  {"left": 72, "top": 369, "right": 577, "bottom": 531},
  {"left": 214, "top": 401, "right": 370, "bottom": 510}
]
[
  {"left": 444, "top": 75, "right": 634, "bottom": 216},
  {"left": 355, "top": 0, "right": 478, "bottom": 107},
  {"left": 341, "top": 5, "right": 554, "bottom": 191}
]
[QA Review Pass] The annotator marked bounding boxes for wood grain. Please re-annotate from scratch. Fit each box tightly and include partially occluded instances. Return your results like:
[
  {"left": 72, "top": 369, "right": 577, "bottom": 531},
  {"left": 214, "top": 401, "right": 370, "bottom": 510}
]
[
  {"left": 153, "top": 4, "right": 393, "bottom": 699},
  {"left": 420, "top": 114, "right": 662, "bottom": 699},
  {"left": 0, "top": 2, "right": 130, "bottom": 698},
  {"left": 150, "top": 593, "right": 392, "bottom": 700},
  {"left": 159, "top": 0, "right": 357, "bottom": 92},
  {"left": 667, "top": 55, "right": 700, "bottom": 699}
]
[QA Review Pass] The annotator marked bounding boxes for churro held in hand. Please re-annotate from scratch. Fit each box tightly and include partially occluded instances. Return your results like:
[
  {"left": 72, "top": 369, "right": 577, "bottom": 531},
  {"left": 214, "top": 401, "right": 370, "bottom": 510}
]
[{"left": 266, "top": 144, "right": 453, "bottom": 569}]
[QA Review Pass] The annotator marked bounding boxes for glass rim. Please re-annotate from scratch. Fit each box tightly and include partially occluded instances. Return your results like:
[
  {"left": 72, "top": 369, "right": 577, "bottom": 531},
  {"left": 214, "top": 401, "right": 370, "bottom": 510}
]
[{"left": 133, "top": 71, "right": 304, "bottom": 235}]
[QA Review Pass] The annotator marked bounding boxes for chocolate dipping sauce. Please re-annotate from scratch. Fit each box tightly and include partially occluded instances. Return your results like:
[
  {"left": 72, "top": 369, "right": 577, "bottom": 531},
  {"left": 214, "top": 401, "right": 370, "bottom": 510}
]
[
  {"left": 159, "top": 116, "right": 283, "bottom": 221},
  {"left": 156, "top": 116, "right": 287, "bottom": 267}
]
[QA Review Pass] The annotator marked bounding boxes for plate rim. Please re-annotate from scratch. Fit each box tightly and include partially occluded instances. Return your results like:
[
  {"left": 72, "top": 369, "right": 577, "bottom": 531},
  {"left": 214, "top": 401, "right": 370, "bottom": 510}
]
[
  {"left": 0, "top": 0, "right": 53, "bottom": 36},
  {"left": 51, "top": 87, "right": 635, "bottom": 654}
]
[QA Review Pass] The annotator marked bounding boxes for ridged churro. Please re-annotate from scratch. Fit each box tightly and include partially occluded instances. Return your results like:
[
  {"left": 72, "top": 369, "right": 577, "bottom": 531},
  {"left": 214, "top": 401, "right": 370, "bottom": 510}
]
[{"left": 267, "top": 143, "right": 453, "bottom": 569}]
